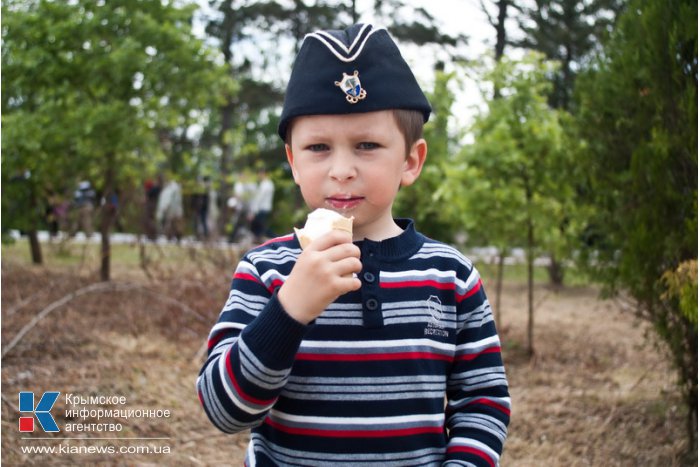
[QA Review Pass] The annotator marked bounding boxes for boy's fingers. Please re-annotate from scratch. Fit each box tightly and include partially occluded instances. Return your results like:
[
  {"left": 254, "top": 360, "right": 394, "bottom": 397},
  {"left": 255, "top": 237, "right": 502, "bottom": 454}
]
[
  {"left": 335, "top": 256, "right": 363, "bottom": 276},
  {"left": 339, "top": 276, "right": 362, "bottom": 292},
  {"left": 324, "top": 243, "right": 361, "bottom": 262}
]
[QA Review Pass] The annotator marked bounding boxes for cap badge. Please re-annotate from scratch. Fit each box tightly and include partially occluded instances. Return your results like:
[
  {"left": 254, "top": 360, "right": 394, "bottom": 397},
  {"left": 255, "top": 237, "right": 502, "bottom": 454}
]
[{"left": 334, "top": 70, "right": 367, "bottom": 104}]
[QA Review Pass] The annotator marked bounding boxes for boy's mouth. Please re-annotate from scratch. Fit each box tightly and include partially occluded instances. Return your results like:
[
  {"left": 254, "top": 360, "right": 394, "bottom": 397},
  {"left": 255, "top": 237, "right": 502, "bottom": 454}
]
[{"left": 326, "top": 195, "right": 363, "bottom": 210}]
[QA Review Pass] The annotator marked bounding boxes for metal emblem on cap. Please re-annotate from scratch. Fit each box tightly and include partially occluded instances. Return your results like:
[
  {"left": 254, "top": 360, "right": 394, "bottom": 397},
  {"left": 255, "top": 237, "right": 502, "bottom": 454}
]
[{"left": 334, "top": 70, "right": 367, "bottom": 104}]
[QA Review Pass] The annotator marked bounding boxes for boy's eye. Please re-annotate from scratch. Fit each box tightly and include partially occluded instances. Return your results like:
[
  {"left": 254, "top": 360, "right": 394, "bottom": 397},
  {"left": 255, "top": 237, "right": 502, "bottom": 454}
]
[
  {"left": 306, "top": 143, "right": 329, "bottom": 152},
  {"left": 357, "top": 142, "right": 379, "bottom": 150}
]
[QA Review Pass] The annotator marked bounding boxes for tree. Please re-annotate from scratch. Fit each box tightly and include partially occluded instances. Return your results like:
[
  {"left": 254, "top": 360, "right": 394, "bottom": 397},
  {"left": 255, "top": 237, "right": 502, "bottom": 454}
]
[
  {"left": 2, "top": 0, "right": 223, "bottom": 280},
  {"left": 511, "top": 0, "right": 624, "bottom": 285},
  {"left": 479, "top": 0, "right": 513, "bottom": 62},
  {"left": 203, "top": 0, "right": 347, "bottom": 211},
  {"left": 476, "top": 0, "right": 516, "bottom": 308},
  {"left": 440, "top": 53, "right": 574, "bottom": 354},
  {"left": 515, "top": 0, "right": 623, "bottom": 111},
  {"left": 573, "top": 0, "right": 697, "bottom": 453}
]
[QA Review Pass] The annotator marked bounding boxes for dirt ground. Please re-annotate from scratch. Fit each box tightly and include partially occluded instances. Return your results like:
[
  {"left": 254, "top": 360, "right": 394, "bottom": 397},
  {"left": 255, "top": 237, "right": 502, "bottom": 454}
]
[{"left": 0, "top": 243, "right": 691, "bottom": 466}]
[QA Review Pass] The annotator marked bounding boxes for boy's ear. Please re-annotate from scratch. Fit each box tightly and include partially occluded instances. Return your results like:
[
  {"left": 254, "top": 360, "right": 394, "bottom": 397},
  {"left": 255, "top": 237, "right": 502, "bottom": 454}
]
[
  {"left": 400, "top": 138, "right": 427, "bottom": 187},
  {"left": 285, "top": 144, "right": 300, "bottom": 185}
]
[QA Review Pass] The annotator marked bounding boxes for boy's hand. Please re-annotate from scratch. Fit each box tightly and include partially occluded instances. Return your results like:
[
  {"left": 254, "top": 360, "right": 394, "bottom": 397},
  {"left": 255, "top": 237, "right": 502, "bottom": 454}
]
[{"left": 279, "top": 230, "right": 362, "bottom": 324}]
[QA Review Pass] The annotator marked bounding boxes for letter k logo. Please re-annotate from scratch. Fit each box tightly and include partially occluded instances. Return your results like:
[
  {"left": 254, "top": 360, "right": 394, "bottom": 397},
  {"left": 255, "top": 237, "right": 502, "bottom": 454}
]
[{"left": 19, "top": 392, "right": 60, "bottom": 432}]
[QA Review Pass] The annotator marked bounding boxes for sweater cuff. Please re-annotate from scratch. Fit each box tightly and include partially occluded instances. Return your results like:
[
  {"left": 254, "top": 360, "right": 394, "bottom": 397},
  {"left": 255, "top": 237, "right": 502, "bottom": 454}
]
[{"left": 240, "top": 290, "right": 310, "bottom": 369}]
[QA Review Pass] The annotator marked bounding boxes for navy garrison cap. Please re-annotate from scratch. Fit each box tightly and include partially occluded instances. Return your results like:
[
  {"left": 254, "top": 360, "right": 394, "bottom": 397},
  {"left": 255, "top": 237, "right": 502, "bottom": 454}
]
[{"left": 278, "top": 23, "right": 432, "bottom": 140}]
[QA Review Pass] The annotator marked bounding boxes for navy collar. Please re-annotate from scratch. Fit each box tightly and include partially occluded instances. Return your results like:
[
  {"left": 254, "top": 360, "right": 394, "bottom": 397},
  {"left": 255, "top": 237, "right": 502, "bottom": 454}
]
[{"left": 354, "top": 219, "right": 424, "bottom": 262}]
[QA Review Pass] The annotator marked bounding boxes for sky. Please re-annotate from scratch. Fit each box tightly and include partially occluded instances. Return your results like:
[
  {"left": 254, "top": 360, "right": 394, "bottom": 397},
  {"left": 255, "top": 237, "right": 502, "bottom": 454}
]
[
  {"left": 348, "top": 0, "right": 496, "bottom": 131},
  {"left": 360, "top": 0, "right": 497, "bottom": 132}
]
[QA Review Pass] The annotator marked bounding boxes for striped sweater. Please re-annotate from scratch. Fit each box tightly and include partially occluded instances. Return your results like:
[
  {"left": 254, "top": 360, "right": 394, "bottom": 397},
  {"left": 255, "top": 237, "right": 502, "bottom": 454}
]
[{"left": 197, "top": 219, "right": 510, "bottom": 466}]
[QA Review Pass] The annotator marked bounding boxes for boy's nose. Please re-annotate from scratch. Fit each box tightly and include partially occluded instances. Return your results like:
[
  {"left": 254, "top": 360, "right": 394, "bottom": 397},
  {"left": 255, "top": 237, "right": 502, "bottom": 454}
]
[{"left": 328, "top": 153, "right": 357, "bottom": 181}]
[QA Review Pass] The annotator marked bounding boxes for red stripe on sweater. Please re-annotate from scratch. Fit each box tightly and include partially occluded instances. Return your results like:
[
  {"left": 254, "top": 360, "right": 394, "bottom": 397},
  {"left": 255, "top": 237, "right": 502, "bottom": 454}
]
[
  {"left": 233, "top": 272, "right": 261, "bottom": 283},
  {"left": 456, "top": 346, "right": 502, "bottom": 361},
  {"left": 225, "top": 348, "right": 276, "bottom": 407},
  {"left": 296, "top": 351, "right": 452, "bottom": 362},
  {"left": 447, "top": 445, "right": 495, "bottom": 467},
  {"left": 207, "top": 332, "right": 224, "bottom": 350},
  {"left": 457, "top": 278, "right": 482, "bottom": 302},
  {"left": 380, "top": 278, "right": 484, "bottom": 304},
  {"left": 381, "top": 280, "right": 455, "bottom": 290},
  {"left": 265, "top": 418, "right": 443, "bottom": 438},
  {"left": 234, "top": 272, "right": 282, "bottom": 294},
  {"left": 466, "top": 397, "right": 511, "bottom": 416},
  {"left": 260, "top": 234, "right": 295, "bottom": 247}
]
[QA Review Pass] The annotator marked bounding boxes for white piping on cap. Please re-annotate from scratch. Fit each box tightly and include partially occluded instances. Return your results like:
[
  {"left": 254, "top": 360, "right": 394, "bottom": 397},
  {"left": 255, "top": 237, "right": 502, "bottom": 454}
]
[{"left": 304, "top": 24, "right": 385, "bottom": 63}]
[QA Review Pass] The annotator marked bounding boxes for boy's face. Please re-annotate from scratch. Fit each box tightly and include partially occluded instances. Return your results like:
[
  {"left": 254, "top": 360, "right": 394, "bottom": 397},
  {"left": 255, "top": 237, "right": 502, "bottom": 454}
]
[{"left": 286, "top": 110, "right": 427, "bottom": 241}]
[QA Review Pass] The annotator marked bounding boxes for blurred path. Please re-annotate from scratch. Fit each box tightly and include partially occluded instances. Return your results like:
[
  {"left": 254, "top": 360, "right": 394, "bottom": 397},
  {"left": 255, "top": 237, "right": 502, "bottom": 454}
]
[{"left": 8, "top": 230, "right": 551, "bottom": 265}]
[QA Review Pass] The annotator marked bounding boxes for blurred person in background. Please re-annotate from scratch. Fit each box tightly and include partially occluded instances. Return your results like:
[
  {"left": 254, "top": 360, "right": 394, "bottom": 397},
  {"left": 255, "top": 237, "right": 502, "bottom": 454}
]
[
  {"left": 71, "top": 180, "right": 95, "bottom": 237},
  {"left": 227, "top": 170, "right": 256, "bottom": 243},
  {"left": 142, "top": 175, "right": 162, "bottom": 241},
  {"left": 249, "top": 167, "right": 275, "bottom": 242},
  {"left": 205, "top": 177, "right": 220, "bottom": 241},
  {"left": 156, "top": 174, "right": 183, "bottom": 243},
  {"left": 192, "top": 176, "right": 210, "bottom": 240}
]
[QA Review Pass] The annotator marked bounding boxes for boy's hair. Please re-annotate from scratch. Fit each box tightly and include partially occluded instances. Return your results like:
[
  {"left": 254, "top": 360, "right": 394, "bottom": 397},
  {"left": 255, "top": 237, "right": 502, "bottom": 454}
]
[
  {"left": 392, "top": 109, "right": 425, "bottom": 155},
  {"left": 278, "top": 23, "right": 431, "bottom": 141}
]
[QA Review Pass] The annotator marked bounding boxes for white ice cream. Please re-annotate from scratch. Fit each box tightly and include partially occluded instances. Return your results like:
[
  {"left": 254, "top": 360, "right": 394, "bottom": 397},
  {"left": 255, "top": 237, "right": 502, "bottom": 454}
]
[{"left": 295, "top": 208, "right": 353, "bottom": 248}]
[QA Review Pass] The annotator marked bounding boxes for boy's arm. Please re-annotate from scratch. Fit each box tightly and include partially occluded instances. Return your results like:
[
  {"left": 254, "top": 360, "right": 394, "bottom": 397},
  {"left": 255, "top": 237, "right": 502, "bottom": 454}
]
[
  {"left": 196, "top": 256, "right": 309, "bottom": 433},
  {"left": 444, "top": 267, "right": 511, "bottom": 466},
  {"left": 196, "top": 232, "right": 361, "bottom": 433}
]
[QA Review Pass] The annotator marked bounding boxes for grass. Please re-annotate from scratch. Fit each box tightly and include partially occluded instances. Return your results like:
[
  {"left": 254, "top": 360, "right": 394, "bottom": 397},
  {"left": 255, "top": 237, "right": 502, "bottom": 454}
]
[
  {"left": 3, "top": 236, "right": 594, "bottom": 287},
  {"left": 2, "top": 238, "right": 197, "bottom": 272},
  {"left": 474, "top": 260, "right": 592, "bottom": 287}
]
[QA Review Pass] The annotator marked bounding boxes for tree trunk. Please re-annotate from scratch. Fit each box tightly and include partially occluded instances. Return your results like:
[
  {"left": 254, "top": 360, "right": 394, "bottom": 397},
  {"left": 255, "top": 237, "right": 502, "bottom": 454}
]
[
  {"left": 548, "top": 253, "right": 565, "bottom": 287},
  {"left": 26, "top": 186, "right": 43, "bottom": 265},
  {"left": 100, "top": 153, "right": 116, "bottom": 282},
  {"left": 27, "top": 230, "right": 43, "bottom": 265},
  {"left": 218, "top": 99, "right": 235, "bottom": 231},
  {"left": 494, "top": 250, "right": 505, "bottom": 326},
  {"left": 525, "top": 173, "right": 535, "bottom": 357},
  {"left": 495, "top": 0, "right": 508, "bottom": 61},
  {"left": 217, "top": 2, "right": 236, "bottom": 234},
  {"left": 490, "top": 0, "right": 509, "bottom": 99},
  {"left": 527, "top": 220, "right": 535, "bottom": 357},
  {"left": 100, "top": 222, "right": 111, "bottom": 282}
]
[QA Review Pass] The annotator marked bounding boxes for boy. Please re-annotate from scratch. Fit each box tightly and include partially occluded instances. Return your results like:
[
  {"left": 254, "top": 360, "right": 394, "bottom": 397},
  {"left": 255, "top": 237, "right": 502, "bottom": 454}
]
[{"left": 197, "top": 23, "right": 510, "bottom": 466}]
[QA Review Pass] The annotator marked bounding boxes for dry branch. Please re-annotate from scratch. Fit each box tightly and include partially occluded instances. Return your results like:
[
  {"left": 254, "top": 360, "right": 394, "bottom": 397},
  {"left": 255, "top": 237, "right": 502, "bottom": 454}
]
[
  {"left": 2, "top": 280, "right": 208, "bottom": 359},
  {"left": 2, "top": 282, "right": 139, "bottom": 359},
  {"left": 137, "top": 288, "right": 209, "bottom": 323},
  {"left": 5, "top": 290, "right": 46, "bottom": 317}
]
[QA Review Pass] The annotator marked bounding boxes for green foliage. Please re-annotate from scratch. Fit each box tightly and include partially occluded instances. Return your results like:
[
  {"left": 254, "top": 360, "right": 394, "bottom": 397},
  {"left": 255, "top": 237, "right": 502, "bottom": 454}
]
[
  {"left": 2, "top": 0, "right": 225, "bottom": 241},
  {"left": 393, "top": 66, "right": 458, "bottom": 241},
  {"left": 515, "top": 0, "right": 624, "bottom": 109},
  {"left": 573, "top": 0, "right": 697, "bottom": 446},
  {"left": 440, "top": 53, "right": 575, "bottom": 256},
  {"left": 662, "top": 260, "right": 699, "bottom": 327},
  {"left": 268, "top": 168, "right": 305, "bottom": 235},
  {"left": 438, "top": 52, "right": 577, "bottom": 353}
]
